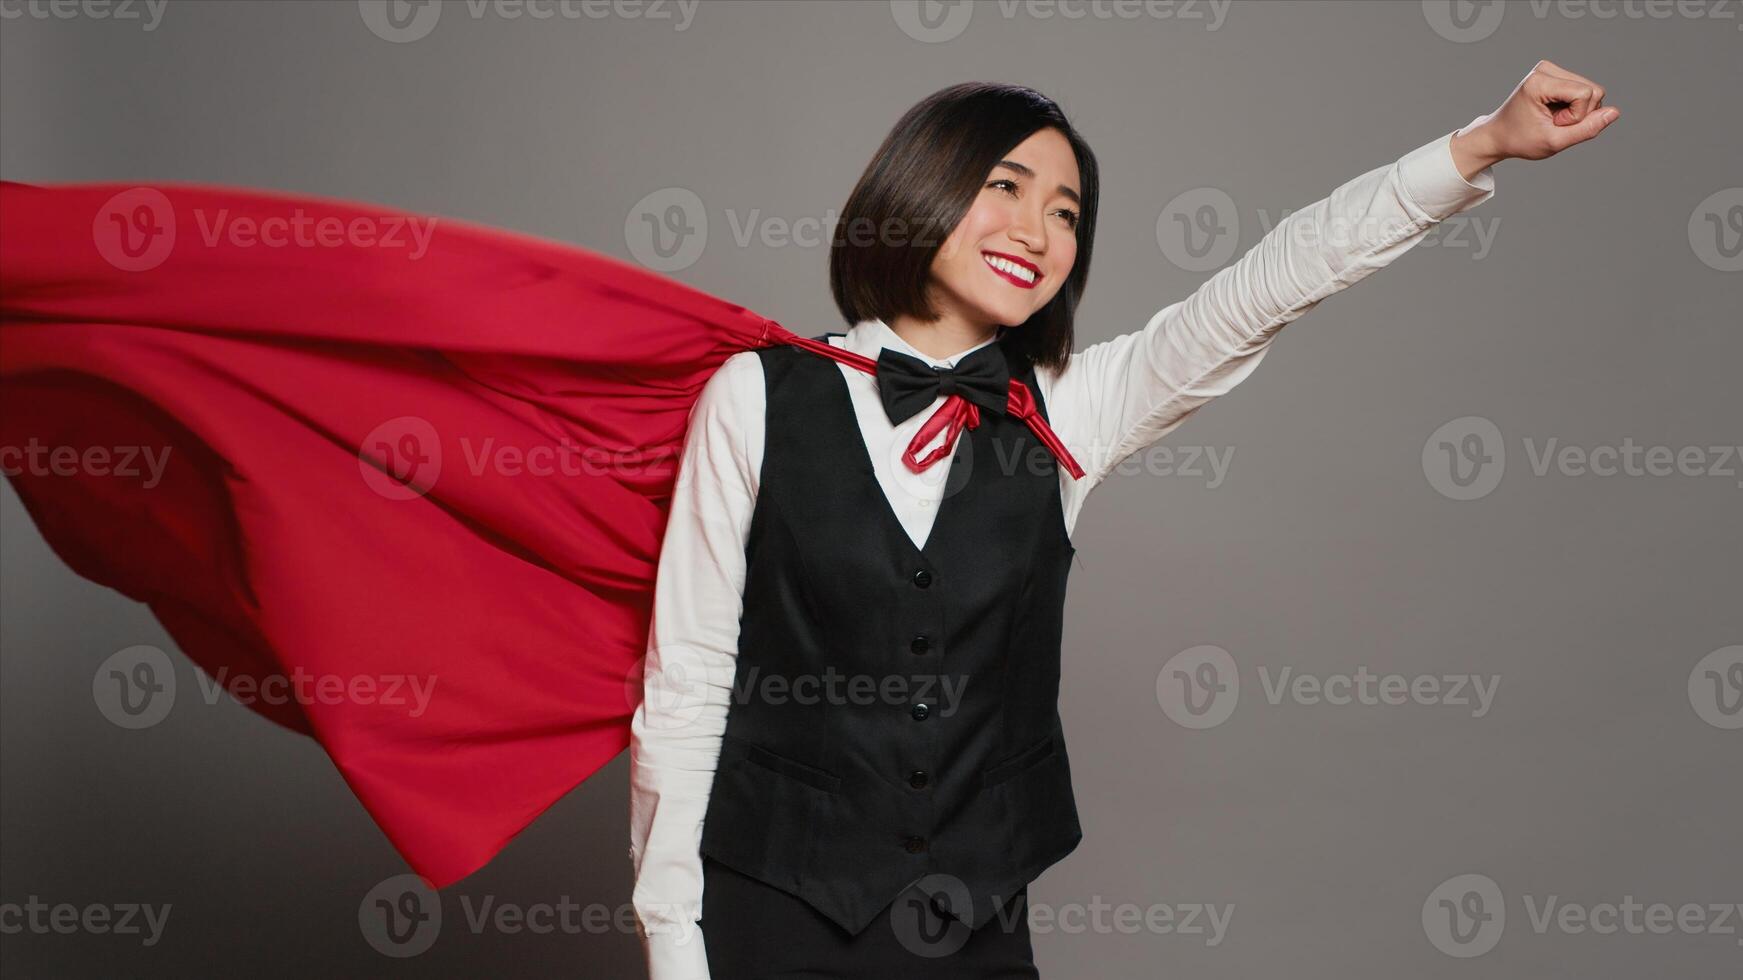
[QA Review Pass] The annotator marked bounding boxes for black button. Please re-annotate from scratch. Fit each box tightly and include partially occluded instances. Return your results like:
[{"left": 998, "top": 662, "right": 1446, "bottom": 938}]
[
  {"left": 910, "top": 703, "right": 930, "bottom": 721},
  {"left": 912, "top": 569, "right": 932, "bottom": 588},
  {"left": 903, "top": 835, "right": 928, "bottom": 854},
  {"left": 910, "top": 634, "right": 930, "bottom": 655},
  {"left": 908, "top": 769, "right": 930, "bottom": 789}
]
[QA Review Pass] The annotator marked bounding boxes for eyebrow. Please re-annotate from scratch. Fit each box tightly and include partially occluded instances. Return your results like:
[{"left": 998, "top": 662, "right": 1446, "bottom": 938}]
[{"left": 993, "top": 159, "right": 1081, "bottom": 206}]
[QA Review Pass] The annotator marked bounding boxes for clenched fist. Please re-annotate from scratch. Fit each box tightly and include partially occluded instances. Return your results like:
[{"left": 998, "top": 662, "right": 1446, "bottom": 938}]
[{"left": 1449, "top": 60, "right": 1620, "bottom": 180}]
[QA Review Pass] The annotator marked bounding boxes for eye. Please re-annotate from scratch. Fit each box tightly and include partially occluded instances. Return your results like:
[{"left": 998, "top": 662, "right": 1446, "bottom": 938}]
[{"left": 987, "top": 179, "right": 1082, "bottom": 230}]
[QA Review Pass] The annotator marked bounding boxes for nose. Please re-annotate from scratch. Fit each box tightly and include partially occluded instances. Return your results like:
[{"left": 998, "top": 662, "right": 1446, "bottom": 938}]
[{"left": 1006, "top": 208, "right": 1046, "bottom": 254}]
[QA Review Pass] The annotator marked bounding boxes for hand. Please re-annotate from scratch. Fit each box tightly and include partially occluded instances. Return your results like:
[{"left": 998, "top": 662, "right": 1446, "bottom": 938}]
[{"left": 1450, "top": 60, "right": 1620, "bottom": 179}]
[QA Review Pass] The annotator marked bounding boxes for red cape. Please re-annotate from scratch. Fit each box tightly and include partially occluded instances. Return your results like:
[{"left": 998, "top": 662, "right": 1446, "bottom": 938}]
[
  {"left": 0, "top": 180, "right": 1080, "bottom": 890},
  {"left": 0, "top": 179, "right": 798, "bottom": 888}
]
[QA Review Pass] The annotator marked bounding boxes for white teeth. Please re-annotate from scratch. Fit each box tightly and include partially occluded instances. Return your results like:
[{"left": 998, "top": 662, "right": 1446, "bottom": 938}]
[{"left": 983, "top": 254, "right": 1035, "bottom": 284}]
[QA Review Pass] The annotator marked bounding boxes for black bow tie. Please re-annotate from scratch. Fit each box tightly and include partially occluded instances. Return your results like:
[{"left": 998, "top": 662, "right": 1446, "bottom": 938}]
[{"left": 875, "top": 342, "right": 1011, "bottom": 426}]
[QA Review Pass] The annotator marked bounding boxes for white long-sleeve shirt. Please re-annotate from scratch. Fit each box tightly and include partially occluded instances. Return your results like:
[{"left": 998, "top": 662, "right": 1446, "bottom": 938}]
[{"left": 627, "top": 124, "right": 1498, "bottom": 979}]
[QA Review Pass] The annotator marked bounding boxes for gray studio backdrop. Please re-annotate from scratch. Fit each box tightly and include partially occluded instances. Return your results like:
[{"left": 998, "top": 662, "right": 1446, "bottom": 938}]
[{"left": 2, "top": 1, "right": 1737, "bottom": 978}]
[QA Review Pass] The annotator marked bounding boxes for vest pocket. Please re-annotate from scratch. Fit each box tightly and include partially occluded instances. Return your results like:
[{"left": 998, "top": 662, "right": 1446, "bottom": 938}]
[
  {"left": 738, "top": 737, "right": 843, "bottom": 794},
  {"left": 980, "top": 732, "right": 1058, "bottom": 789},
  {"left": 700, "top": 734, "right": 837, "bottom": 890}
]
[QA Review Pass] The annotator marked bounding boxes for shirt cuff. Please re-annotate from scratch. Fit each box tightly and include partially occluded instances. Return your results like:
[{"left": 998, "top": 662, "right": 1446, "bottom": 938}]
[
  {"left": 1397, "top": 116, "right": 1497, "bottom": 221},
  {"left": 643, "top": 924, "right": 712, "bottom": 980}
]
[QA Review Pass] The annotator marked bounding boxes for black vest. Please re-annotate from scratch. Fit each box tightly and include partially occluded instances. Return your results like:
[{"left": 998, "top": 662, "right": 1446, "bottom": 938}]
[{"left": 698, "top": 330, "right": 1081, "bottom": 936}]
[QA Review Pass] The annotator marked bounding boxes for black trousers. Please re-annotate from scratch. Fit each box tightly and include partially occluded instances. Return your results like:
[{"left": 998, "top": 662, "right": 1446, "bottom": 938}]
[{"left": 700, "top": 856, "right": 1040, "bottom": 979}]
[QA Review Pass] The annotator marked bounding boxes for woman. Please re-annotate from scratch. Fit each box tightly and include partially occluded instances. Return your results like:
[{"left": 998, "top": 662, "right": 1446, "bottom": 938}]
[
  {"left": 0, "top": 64, "right": 1615, "bottom": 979},
  {"left": 628, "top": 69, "right": 1616, "bottom": 979}
]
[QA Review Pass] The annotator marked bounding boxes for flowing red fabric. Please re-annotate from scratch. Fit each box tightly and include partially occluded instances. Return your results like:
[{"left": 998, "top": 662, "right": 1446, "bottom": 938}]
[
  {"left": 0, "top": 179, "right": 798, "bottom": 889},
  {"left": 0, "top": 179, "right": 1082, "bottom": 891}
]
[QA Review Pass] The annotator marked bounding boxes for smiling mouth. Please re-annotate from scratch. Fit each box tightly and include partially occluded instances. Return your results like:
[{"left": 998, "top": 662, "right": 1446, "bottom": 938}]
[{"left": 982, "top": 251, "right": 1040, "bottom": 289}]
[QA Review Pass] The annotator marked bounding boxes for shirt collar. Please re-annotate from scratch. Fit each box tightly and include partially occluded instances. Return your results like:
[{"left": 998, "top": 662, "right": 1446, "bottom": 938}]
[{"left": 842, "top": 317, "right": 1002, "bottom": 369}]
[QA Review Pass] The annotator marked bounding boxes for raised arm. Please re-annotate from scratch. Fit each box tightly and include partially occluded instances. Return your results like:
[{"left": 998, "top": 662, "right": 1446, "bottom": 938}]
[
  {"left": 628, "top": 350, "right": 765, "bottom": 980},
  {"left": 1043, "top": 125, "right": 1495, "bottom": 516},
  {"left": 1043, "top": 61, "right": 1618, "bottom": 533}
]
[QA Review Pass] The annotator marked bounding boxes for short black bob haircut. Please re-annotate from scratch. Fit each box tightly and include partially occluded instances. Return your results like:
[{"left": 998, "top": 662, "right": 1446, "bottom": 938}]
[{"left": 828, "top": 82, "right": 1099, "bottom": 376}]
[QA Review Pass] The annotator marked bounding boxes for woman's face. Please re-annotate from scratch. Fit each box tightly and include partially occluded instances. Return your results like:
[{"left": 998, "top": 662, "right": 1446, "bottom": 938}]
[{"left": 929, "top": 126, "right": 1082, "bottom": 331}]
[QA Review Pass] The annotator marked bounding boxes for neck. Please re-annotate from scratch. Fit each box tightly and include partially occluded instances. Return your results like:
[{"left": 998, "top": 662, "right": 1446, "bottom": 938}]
[{"left": 886, "top": 310, "right": 1000, "bottom": 362}]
